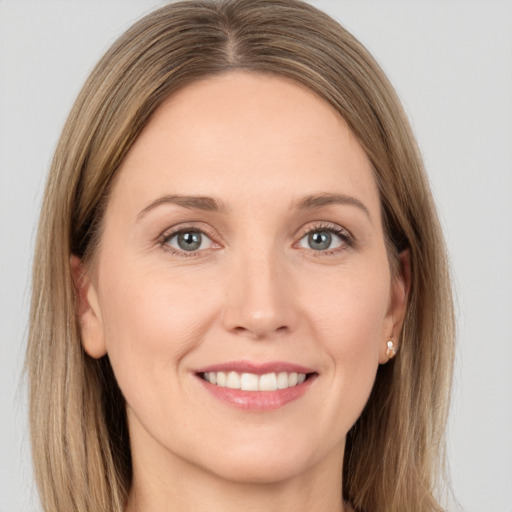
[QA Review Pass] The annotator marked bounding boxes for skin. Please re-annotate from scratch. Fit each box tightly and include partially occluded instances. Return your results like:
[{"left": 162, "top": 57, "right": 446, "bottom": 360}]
[{"left": 74, "top": 72, "right": 408, "bottom": 512}]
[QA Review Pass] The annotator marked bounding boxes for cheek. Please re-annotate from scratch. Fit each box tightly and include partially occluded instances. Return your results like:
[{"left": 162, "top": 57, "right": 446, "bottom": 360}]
[
  {"left": 96, "top": 260, "right": 220, "bottom": 403},
  {"left": 303, "top": 262, "right": 390, "bottom": 345},
  {"left": 298, "top": 258, "right": 391, "bottom": 394}
]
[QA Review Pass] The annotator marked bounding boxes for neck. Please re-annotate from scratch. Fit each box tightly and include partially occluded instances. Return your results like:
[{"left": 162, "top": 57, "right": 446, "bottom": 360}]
[{"left": 125, "top": 439, "right": 347, "bottom": 512}]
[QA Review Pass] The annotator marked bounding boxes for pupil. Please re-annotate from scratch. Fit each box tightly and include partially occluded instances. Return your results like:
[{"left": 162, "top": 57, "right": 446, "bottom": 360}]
[
  {"left": 309, "top": 231, "right": 331, "bottom": 250},
  {"left": 178, "top": 231, "right": 201, "bottom": 251}
]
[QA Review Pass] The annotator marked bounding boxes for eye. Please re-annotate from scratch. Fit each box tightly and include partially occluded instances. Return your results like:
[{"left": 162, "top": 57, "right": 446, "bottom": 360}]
[
  {"left": 297, "top": 225, "right": 352, "bottom": 253},
  {"left": 163, "top": 229, "right": 214, "bottom": 253}
]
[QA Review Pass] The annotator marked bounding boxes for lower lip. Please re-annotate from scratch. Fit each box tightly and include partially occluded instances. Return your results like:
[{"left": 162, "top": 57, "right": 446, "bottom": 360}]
[{"left": 197, "top": 375, "right": 316, "bottom": 410}]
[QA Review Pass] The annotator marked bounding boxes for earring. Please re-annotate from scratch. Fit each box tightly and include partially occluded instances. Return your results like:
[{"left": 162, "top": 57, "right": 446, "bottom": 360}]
[{"left": 386, "top": 340, "right": 397, "bottom": 359}]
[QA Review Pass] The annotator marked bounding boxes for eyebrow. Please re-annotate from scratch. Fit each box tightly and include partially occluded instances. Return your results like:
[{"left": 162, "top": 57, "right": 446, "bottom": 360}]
[
  {"left": 137, "top": 195, "right": 228, "bottom": 220},
  {"left": 137, "top": 192, "right": 371, "bottom": 222},
  {"left": 293, "top": 193, "right": 372, "bottom": 222}
]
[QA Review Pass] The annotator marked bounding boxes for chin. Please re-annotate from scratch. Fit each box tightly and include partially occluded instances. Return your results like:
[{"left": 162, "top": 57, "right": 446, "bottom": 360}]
[
  {"left": 187, "top": 431, "right": 342, "bottom": 486},
  {"left": 203, "top": 452, "right": 315, "bottom": 485}
]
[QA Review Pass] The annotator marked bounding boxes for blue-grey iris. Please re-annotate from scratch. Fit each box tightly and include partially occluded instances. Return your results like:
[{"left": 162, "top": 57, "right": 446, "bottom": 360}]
[
  {"left": 308, "top": 231, "right": 331, "bottom": 250},
  {"left": 178, "top": 231, "right": 202, "bottom": 251}
]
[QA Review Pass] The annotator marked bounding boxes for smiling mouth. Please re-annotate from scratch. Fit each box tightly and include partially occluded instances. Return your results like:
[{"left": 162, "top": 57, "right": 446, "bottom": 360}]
[{"left": 199, "top": 371, "right": 315, "bottom": 391}]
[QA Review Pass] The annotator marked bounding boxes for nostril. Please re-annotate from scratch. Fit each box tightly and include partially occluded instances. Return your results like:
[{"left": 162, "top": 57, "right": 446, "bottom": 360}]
[
  {"left": 231, "top": 324, "right": 289, "bottom": 338},
  {"left": 222, "top": 286, "right": 298, "bottom": 338}
]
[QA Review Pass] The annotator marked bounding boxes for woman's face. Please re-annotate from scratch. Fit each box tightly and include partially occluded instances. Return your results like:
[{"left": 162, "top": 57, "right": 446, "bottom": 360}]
[{"left": 77, "top": 72, "right": 407, "bottom": 486}]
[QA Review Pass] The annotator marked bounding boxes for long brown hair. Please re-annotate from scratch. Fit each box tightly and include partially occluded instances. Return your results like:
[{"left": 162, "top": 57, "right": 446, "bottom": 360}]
[{"left": 27, "top": 1, "right": 455, "bottom": 510}]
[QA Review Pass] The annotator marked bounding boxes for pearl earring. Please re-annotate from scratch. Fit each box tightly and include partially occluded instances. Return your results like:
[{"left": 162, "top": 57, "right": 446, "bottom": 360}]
[{"left": 386, "top": 340, "right": 397, "bottom": 359}]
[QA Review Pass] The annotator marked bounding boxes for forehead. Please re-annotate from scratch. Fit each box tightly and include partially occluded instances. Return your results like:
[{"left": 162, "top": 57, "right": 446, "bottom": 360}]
[{"left": 110, "top": 71, "right": 380, "bottom": 217}]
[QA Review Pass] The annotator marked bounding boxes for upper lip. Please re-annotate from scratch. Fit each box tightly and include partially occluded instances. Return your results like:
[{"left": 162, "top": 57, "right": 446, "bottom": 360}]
[{"left": 195, "top": 360, "right": 316, "bottom": 375}]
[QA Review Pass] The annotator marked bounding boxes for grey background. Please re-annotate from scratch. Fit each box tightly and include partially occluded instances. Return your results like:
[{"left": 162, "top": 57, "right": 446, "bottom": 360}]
[{"left": 1, "top": 1, "right": 511, "bottom": 510}]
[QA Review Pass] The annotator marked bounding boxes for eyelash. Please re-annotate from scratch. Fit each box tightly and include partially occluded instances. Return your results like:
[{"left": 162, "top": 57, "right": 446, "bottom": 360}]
[
  {"left": 158, "top": 224, "right": 219, "bottom": 258},
  {"left": 157, "top": 222, "right": 354, "bottom": 258},
  {"left": 296, "top": 222, "right": 354, "bottom": 256}
]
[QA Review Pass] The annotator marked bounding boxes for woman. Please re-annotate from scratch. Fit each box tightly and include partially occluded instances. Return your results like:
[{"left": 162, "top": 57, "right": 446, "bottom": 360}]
[{"left": 26, "top": 0, "right": 455, "bottom": 511}]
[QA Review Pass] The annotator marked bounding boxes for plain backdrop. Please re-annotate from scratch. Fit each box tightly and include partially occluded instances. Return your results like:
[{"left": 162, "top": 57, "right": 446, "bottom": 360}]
[{"left": 1, "top": 1, "right": 511, "bottom": 511}]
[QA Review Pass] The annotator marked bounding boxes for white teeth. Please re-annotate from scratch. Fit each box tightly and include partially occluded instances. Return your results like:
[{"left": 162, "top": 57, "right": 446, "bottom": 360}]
[
  {"left": 226, "top": 371, "right": 240, "bottom": 389},
  {"left": 240, "top": 372, "right": 259, "bottom": 391},
  {"left": 216, "top": 371, "right": 226, "bottom": 386},
  {"left": 277, "top": 372, "right": 289, "bottom": 389},
  {"left": 259, "top": 372, "right": 278, "bottom": 391},
  {"left": 203, "top": 371, "right": 308, "bottom": 390}
]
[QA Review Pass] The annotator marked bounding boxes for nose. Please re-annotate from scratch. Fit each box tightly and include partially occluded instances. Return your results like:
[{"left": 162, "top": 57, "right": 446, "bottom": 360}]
[{"left": 222, "top": 250, "right": 298, "bottom": 340}]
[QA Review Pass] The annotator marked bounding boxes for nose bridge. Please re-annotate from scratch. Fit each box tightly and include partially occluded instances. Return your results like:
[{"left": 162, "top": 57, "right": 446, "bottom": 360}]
[{"left": 223, "top": 241, "right": 296, "bottom": 338}]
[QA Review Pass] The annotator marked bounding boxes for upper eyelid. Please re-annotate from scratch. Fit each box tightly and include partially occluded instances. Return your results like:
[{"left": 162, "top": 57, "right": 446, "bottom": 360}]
[
  {"left": 159, "top": 222, "right": 218, "bottom": 241},
  {"left": 296, "top": 221, "right": 353, "bottom": 240}
]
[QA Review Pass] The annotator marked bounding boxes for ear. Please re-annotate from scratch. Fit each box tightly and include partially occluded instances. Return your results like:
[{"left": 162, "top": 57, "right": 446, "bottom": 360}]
[
  {"left": 70, "top": 255, "right": 107, "bottom": 359},
  {"left": 379, "top": 249, "right": 411, "bottom": 364}
]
